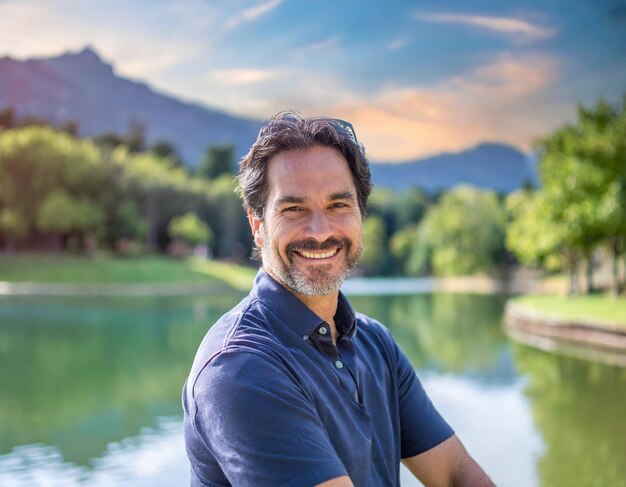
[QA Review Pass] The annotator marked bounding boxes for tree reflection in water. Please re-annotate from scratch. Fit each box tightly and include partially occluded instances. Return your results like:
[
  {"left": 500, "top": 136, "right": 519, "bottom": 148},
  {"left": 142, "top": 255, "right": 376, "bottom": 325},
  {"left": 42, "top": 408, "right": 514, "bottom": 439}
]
[
  {"left": 350, "top": 293, "right": 509, "bottom": 376},
  {"left": 0, "top": 294, "right": 242, "bottom": 465},
  {"left": 513, "top": 344, "right": 626, "bottom": 487}
]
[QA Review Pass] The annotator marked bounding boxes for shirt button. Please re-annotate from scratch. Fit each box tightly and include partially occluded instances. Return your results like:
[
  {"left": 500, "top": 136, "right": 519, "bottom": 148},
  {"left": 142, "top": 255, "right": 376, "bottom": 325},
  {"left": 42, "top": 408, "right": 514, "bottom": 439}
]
[
  {"left": 318, "top": 326, "right": 328, "bottom": 335},
  {"left": 303, "top": 335, "right": 309, "bottom": 340},
  {"left": 335, "top": 360, "right": 344, "bottom": 369}
]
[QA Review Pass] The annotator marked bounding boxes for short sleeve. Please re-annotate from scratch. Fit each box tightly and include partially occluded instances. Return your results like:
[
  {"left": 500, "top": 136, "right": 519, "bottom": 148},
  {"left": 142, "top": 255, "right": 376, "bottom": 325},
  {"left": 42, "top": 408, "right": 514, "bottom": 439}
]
[
  {"left": 395, "top": 343, "right": 454, "bottom": 458},
  {"left": 190, "top": 349, "right": 348, "bottom": 486}
]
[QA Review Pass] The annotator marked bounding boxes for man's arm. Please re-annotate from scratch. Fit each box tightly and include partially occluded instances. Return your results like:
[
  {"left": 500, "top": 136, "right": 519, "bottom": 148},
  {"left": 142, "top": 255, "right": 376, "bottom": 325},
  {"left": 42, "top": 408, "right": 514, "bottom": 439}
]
[
  {"left": 402, "top": 435, "right": 494, "bottom": 487},
  {"left": 316, "top": 475, "right": 354, "bottom": 487},
  {"left": 314, "top": 435, "right": 492, "bottom": 487}
]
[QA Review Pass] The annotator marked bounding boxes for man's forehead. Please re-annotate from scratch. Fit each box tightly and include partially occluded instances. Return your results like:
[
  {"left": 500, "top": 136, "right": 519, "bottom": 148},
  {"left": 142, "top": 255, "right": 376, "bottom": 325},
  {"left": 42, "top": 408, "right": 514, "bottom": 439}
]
[{"left": 266, "top": 147, "right": 356, "bottom": 199}]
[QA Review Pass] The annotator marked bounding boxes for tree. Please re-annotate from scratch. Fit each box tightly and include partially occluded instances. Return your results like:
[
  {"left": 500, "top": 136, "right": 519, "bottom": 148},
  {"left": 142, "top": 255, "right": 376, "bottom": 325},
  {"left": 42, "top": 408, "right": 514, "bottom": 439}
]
[
  {"left": 360, "top": 215, "right": 387, "bottom": 274},
  {"left": 506, "top": 189, "right": 581, "bottom": 293},
  {"left": 36, "top": 189, "right": 104, "bottom": 251},
  {"left": 390, "top": 224, "right": 431, "bottom": 276},
  {"left": 151, "top": 140, "right": 183, "bottom": 167},
  {"left": 420, "top": 186, "right": 507, "bottom": 276},
  {"left": 106, "top": 201, "right": 148, "bottom": 244},
  {"left": 168, "top": 212, "right": 212, "bottom": 247},
  {"left": 204, "top": 173, "right": 247, "bottom": 258},
  {"left": 512, "top": 97, "right": 626, "bottom": 295},
  {"left": 93, "top": 132, "right": 125, "bottom": 149},
  {"left": 0, "top": 207, "right": 28, "bottom": 253},
  {"left": 0, "top": 126, "right": 110, "bottom": 251},
  {"left": 198, "top": 145, "right": 235, "bottom": 179},
  {"left": 125, "top": 118, "right": 146, "bottom": 153},
  {"left": 0, "top": 106, "right": 15, "bottom": 129}
]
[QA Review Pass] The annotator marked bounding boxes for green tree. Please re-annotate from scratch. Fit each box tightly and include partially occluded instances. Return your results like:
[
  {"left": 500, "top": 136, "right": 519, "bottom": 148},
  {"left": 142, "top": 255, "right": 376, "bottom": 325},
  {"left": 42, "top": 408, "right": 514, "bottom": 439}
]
[
  {"left": 420, "top": 186, "right": 507, "bottom": 276},
  {"left": 151, "top": 140, "right": 183, "bottom": 167},
  {"left": 360, "top": 215, "right": 387, "bottom": 275},
  {"left": 0, "top": 207, "right": 28, "bottom": 253},
  {"left": 198, "top": 145, "right": 235, "bottom": 179},
  {"left": 105, "top": 201, "right": 148, "bottom": 244},
  {"left": 93, "top": 132, "right": 124, "bottom": 149},
  {"left": 390, "top": 224, "right": 431, "bottom": 276},
  {"left": 168, "top": 212, "right": 212, "bottom": 247},
  {"left": 506, "top": 189, "right": 581, "bottom": 293},
  {"left": 36, "top": 189, "right": 103, "bottom": 251},
  {"left": 203, "top": 174, "right": 247, "bottom": 258},
  {"left": 509, "top": 97, "right": 626, "bottom": 295},
  {"left": 0, "top": 126, "right": 110, "bottom": 251}
]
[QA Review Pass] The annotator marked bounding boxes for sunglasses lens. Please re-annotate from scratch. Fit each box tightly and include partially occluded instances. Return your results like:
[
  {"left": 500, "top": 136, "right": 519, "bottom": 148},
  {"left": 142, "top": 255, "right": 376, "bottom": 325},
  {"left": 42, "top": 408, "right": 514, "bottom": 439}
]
[{"left": 333, "top": 119, "right": 358, "bottom": 144}]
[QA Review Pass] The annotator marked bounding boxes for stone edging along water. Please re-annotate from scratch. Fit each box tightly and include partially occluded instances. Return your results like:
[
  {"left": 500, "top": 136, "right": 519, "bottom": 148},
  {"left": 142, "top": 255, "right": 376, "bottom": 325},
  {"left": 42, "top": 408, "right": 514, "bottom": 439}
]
[{"left": 504, "top": 302, "right": 626, "bottom": 352}]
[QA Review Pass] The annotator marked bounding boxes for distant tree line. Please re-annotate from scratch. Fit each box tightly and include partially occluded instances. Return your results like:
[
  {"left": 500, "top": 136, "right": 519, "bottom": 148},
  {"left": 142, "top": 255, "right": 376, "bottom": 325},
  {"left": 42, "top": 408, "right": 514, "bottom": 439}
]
[
  {"left": 1, "top": 98, "right": 624, "bottom": 296},
  {"left": 361, "top": 185, "right": 507, "bottom": 278},
  {"left": 0, "top": 114, "right": 251, "bottom": 260}
]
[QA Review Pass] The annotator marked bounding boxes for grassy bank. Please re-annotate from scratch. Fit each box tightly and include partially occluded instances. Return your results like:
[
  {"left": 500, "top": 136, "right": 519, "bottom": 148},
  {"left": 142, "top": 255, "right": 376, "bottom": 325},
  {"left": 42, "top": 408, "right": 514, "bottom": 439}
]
[
  {"left": 511, "top": 294, "right": 626, "bottom": 330},
  {"left": 0, "top": 254, "right": 256, "bottom": 292}
]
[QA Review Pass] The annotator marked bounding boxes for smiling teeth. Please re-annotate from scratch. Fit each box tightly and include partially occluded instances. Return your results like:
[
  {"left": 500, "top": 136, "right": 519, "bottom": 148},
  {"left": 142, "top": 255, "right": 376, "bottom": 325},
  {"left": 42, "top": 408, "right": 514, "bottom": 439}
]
[{"left": 299, "top": 248, "right": 338, "bottom": 259}]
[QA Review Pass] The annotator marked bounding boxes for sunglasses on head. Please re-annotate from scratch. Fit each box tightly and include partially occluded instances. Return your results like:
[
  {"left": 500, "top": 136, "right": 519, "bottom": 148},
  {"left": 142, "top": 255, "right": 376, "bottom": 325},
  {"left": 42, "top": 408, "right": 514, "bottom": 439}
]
[{"left": 332, "top": 119, "right": 358, "bottom": 145}]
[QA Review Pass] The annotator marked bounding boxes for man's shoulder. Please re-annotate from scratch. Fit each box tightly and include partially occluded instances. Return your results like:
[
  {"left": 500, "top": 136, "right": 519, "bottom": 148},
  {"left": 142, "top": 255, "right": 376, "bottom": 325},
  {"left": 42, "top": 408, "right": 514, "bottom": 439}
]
[
  {"left": 187, "top": 294, "right": 284, "bottom": 385},
  {"left": 354, "top": 311, "right": 394, "bottom": 340}
]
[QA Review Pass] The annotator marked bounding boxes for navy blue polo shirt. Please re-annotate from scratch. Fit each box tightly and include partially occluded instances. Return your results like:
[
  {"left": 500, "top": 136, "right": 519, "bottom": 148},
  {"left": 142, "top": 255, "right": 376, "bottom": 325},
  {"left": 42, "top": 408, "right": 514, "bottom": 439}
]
[{"left": 183, "top": 270, "right": 453, "bottom": 486}]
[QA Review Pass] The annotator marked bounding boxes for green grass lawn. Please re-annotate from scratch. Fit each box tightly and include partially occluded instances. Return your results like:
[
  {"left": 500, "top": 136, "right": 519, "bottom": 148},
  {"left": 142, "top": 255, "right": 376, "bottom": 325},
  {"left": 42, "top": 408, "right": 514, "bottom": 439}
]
[
  {"left": 0, "top": 253, "right": 256, "bottom": 291},
  {"left": 512, "top": 294, "right": 626, "bottom": 329}
]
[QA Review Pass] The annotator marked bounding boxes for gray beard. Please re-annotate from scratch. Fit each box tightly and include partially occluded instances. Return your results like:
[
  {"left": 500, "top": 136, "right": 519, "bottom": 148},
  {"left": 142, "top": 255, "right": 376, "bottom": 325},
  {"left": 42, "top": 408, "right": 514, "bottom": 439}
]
[{"left": 260, "top": 226, "right": 361, "bottom": 296}]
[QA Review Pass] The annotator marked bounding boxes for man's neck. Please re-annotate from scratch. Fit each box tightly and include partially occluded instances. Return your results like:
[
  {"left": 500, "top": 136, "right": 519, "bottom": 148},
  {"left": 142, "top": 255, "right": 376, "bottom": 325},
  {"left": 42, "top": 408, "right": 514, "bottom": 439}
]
[{"left": 295, "top": 292, "right": 339, "bottom": 332}]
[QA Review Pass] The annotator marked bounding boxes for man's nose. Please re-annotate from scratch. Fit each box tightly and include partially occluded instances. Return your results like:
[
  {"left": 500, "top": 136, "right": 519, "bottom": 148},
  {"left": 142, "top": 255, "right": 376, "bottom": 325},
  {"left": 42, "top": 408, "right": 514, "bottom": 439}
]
[{"left": 304, "top": 210, "right": 334, "bottom": 242}]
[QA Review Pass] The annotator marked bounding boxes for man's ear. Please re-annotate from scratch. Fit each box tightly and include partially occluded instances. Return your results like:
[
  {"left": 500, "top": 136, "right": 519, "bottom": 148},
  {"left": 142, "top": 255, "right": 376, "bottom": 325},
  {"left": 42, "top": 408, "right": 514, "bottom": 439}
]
[{"left": 247, "top": 208, "right": 263, "bottom": 248}]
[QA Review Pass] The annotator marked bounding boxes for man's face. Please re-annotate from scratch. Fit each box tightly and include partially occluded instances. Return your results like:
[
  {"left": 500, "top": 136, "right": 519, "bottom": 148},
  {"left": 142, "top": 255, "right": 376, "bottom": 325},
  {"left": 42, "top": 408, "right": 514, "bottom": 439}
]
[{"left": 249, "top": 145, "right": 363, "bottom": 296}]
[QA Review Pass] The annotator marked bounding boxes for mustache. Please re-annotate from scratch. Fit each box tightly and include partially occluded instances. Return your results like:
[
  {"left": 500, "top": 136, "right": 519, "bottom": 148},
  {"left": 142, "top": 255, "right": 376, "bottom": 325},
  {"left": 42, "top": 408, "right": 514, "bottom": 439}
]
[{"left": 288, "top": 237, "right": 349, "bottom": 253}]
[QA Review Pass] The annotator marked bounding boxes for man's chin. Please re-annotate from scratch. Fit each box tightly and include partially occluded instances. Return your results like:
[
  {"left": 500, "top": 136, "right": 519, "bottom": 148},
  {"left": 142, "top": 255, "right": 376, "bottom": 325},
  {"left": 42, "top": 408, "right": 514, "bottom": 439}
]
[{"left": 289, "top": 267, "right": 350, "bottom": 296}]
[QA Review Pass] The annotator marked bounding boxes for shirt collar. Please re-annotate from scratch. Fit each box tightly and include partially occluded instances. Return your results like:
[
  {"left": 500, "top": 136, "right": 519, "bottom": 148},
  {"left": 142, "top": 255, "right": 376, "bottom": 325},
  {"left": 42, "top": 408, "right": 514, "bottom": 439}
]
[{"left": 251, "top": 269, "right": 357, "bottom": 339}]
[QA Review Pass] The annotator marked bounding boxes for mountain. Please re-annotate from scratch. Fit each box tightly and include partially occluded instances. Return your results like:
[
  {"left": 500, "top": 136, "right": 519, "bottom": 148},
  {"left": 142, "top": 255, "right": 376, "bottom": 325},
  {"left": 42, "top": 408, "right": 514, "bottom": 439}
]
[
  {"left": 0, "top": 47, "right": 536, "bottom": 192},
  {"left": 371, "top": 143, "right": 537, "bottom": 193},
  {"left": 0, "top": 47, "right": 262, "bottom": 165}
]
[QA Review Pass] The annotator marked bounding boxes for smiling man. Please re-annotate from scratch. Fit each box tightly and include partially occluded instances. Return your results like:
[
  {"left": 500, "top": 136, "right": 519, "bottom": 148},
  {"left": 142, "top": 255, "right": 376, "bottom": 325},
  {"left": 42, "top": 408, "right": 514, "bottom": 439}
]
[{"left": 182, "top": 112, "right": 493, "bottom": 486}]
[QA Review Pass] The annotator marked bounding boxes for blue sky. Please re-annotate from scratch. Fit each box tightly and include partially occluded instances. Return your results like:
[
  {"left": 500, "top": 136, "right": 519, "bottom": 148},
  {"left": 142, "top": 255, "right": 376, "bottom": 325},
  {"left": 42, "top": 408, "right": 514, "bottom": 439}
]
[{"left": 1, "top": 0, "right": 624, "bottom": 161}]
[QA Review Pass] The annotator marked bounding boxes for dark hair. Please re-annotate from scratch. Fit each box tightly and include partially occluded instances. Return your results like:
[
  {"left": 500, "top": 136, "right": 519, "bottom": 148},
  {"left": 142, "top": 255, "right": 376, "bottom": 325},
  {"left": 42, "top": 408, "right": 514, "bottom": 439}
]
[{"left": 237, "top": 111, "right": 373, "bottom": 220}]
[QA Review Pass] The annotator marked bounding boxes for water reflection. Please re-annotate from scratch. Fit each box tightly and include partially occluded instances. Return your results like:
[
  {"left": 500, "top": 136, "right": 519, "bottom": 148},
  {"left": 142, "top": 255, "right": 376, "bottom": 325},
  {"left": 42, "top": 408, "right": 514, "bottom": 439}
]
[
  {"left": 0, "top": 294, "right": 242, "bottom": 465},
  {"left": 0, "top": 292, "right": 624, "bottom": 486},
  {"left": 350, "top": 293, "right": 515, "bottom": 381},
  {"left": 513, "top": 344, "right": 626, "bottom": 487},
  {"left": 0, "top": 417, "right": 188, "bottom": 486}
]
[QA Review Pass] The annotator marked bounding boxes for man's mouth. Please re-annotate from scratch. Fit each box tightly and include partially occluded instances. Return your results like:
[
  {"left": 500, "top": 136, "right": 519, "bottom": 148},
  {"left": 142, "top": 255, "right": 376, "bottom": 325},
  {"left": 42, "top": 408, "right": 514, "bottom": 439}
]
[{"left": 294, "top": 247, "right": 340, "bottom": 260}]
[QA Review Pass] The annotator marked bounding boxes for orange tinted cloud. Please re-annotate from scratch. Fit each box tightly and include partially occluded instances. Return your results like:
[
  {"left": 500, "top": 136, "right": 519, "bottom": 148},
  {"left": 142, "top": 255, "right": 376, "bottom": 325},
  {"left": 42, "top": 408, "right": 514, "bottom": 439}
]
[{"left": 334, "top": 53, "right": 564, "bottom": 161}]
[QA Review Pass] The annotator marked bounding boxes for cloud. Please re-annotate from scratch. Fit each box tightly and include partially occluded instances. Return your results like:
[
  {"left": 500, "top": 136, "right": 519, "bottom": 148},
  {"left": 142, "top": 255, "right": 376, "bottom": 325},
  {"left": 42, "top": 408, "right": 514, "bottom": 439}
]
[
  {"left": 292, "top": 36, "right": 340, "bottom": 60},
  {"left": 208, "top": 68, "right": 277, "bottom": 85},
  {"left": 415, "top": 12, "right": 557, "bottom": 43},
  {"left": 388, "top": 36, "right": 411, "bottom": 51},
  {"left": 224, "top": 0, "right": 282, "bottom": 31},
  {"left": 333, "top": 53, "right": 564, "bottom": 161}
]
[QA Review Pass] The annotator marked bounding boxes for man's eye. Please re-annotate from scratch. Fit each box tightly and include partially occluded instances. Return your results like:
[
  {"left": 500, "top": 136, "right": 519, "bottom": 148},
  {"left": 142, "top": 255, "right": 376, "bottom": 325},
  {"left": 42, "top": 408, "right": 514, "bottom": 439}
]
[
  {"left": 331, "top": 202, "right": 347, "bottom": 208},
  {"left": 283, "top": 206, "right": 302, "bottom": 213}
]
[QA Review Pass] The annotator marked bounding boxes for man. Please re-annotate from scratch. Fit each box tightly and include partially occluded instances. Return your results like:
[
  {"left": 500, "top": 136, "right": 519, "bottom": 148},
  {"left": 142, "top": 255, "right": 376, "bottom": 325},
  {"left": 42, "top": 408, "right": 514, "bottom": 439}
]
[{"left": 183, "top": 112, "right": 493, "bottom": 486}]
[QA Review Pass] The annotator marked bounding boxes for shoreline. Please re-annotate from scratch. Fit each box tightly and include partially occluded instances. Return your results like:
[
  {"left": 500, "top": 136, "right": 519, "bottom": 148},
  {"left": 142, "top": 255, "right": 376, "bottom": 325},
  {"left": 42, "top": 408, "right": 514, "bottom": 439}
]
[
  {"left": 504, "top": 301, "right": 626, "bottom": 353},
  {"left": 0, "top": 281, "right": 239, "bottom": 297},
  {"left": 0, "top": 274, "right": 541, "bottom": 297}
]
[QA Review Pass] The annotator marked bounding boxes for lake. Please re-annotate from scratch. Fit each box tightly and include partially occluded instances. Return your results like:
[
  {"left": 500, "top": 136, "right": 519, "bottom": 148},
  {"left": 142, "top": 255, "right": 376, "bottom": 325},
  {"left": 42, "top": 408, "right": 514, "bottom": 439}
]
[{"left": 1, "top": 291, "right": 625, "bottom": 486}]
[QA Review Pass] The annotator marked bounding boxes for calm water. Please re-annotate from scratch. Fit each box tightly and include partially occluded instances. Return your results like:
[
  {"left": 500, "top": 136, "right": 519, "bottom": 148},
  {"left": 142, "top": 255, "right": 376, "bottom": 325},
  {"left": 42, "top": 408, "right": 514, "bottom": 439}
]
[{"left": 1, "top": 291, "right": 625, "bottom": 486}]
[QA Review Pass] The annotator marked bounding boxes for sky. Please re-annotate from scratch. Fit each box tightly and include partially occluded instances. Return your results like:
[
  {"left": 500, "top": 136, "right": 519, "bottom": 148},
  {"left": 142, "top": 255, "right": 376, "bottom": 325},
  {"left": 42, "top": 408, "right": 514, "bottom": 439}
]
[{"left": 1, "top": 0, "right": 625, "bottom": 161}]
